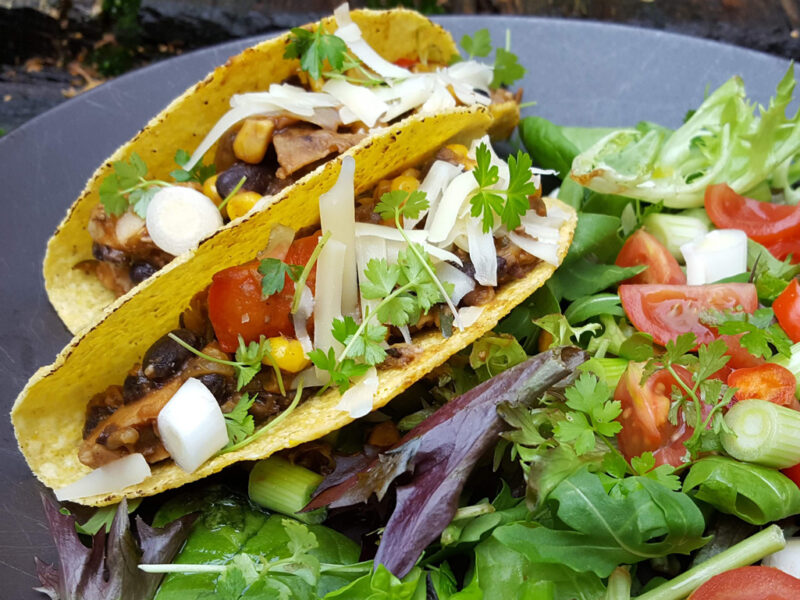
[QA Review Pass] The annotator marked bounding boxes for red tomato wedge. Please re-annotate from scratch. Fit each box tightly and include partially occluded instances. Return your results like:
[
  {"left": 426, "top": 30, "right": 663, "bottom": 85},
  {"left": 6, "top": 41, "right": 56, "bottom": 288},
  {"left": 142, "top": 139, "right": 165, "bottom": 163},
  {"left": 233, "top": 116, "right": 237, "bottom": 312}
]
[
  {"left": 615, "top": 229, "right": 686, "bottom": 285},
  {"left": 774, "top": 279, "right": 800, "bottom": 343},
  {"left": 766, "top": 238, "right": 800, "bottom": 264},
  {"left": 728, "top": 363, "right": 800, "bottom": 411},
  {"left": 208, "top": 233, "right": 321, "bottom": 352},
  {"left": 705, "top": 183, "right": 800, "bottom": 245},
  {"left": 782, "top": 463, "right": 800, "bottom": 489},
  {"left": 618, "top": 283, "right": 758, "bottom": 346},
  {"left": 614, "top": 362, "right": 695, "bottom": 467},
  {"left": 689, "top": 566, "right": 800, "bottom": 600}
]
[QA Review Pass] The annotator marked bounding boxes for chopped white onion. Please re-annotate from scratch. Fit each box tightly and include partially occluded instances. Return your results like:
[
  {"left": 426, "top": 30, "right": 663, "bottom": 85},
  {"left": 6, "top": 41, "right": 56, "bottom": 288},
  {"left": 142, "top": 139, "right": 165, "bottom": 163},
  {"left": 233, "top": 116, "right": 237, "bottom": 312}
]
[
  {"left": 355, "top": 235, "right": 387, "bottom": 320},
  {"left": 146, "top": 186, "right": 223, "bottom": 256},
  {"left": 467, "top": 217, "right": 497, "bottom": 286},
  {"left": 408, "top": 160, "right": 462, "bottom": 230},
  {"left": 292, "top": 286, "right": 315, "bottom": 354},
  {"left": 436, "top": 262, "right": 476, "bottom": 306},
  {"left": 157, "top": 378, "right": 229, "bottom": 473},
  {"left": 427, "top": 171, "right": 478, "bottom": 244},
  {"left": 314, "top": 239, "right": 347, "bottom": 381},
  {"left": 335, "top": 366, "right": 379, "bottom": 418},
  {"left": 508, "top": 231, "right": 561, "bottom": 266},
  {"left": 115, "top": 211, "right": 146, "bottom": 245},
  {"left": 319, "top": 156, "right": 359, "bottom": 317},
  {"left": 458, "top": 306, "right": 484, "bottom": 328},
  {"left": 292, "top": 366, "right": 327, "bottom": 389},
  {"left": 681, "top": 229, "right": 748, "bottom": 285},
  {"left": 323, "top": 79, "right": 388, "bottom": 128},
  {"left": 54, "top": 454, "right": 151, "bottom": 502},
  {"left": 260, "top": 224, "right": 295, "bottom": 260},
  {"left": 762, "top": 539, "right": 800, "bottom": 578}
]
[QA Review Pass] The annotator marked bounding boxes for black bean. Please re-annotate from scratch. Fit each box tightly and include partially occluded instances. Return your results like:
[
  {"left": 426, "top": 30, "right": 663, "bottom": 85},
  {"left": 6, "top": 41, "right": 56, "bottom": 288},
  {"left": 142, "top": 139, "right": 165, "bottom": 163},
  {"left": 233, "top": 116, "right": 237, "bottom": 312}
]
[
  {"left": 142, "top": 328, "right": 201, "bottom": 382},
  {"left": 216, "top": 161, "right": 274, "bottom": 197},
  {"left": 129, "top": 261, "right": 158, "bottom": 284},
  {"left": 92, "top": 242, "right": 128, "bottom": 264},
  {"left": 197, "top": 373, "right": 234, "bottom": 404},
  {"left": 122, "top": 371, "right": 157, "bottom": 403}
]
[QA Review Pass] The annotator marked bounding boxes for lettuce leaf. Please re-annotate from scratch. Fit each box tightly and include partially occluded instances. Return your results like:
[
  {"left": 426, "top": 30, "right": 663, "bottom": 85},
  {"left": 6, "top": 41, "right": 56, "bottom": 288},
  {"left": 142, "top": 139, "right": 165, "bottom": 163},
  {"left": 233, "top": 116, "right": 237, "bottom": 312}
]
[{"left": 571, "top": 66, "right": 800, "bottom": 208}]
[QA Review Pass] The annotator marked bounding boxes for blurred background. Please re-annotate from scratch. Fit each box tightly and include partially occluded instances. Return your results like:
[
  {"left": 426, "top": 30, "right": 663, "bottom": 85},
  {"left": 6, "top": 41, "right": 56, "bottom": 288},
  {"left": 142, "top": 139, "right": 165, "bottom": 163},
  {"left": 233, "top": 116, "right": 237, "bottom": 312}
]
[{"left": 1, "top": 0, "right": 799, "bottom": 135}]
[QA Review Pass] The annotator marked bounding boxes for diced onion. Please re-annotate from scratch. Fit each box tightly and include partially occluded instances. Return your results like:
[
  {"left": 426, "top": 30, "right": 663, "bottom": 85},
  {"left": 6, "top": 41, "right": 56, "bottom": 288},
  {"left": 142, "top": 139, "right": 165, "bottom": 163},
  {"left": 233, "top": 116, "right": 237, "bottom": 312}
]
[
  {"left": 408, "top": 160, "right": 462, "bottom": 230},
  {"left": 293, "top": 287, "right": 315, "bottom": 354},
  {"left": 508, "top": 231, "right": 561, "bottom": 266},
  {"left": 292, "top": 367, "right": 327, "bottom": 389},
  {"left": 427, "top": 171, "right": 478, "bottom": 243},
  {"left": 314, "top": 239, "right": 347, "bottom": 381},
  {"left": 115, "top": 211, "right": 146, "bottom": 245},
  {"left": 762, "top": 540, "right": 800, "bottom": 578},
  {"left": 681, "top": 229, "right": 748, "bottom": 285},
  {"left": 54, "top": 454, "right": 151, "bottom": 502},
  {"left": 436, "top": 262, "right": 476, "bottom": 306},
  {"left": 146, "top": 186, "right": 223, "bottom": 256},
  {"left": 323, "top": 80, "right": 388, "bottom": 128},
  {"left": 319, "top": 156, "right": 359, "bottom": 316},
  {"left": 355, "top": 235, "right": 387, "bottom": 320},
  {"left": 335, "top": 366, "right": 379, "bottom": 418},
  {"left": 458, "top": 306, "right": 484, "bottom": 328},
  {"left": 467, "top": 217, "right": 497, "bottom": 286},
  {"left": 157, "top": 378, "right": 229, "bottom": 473}
]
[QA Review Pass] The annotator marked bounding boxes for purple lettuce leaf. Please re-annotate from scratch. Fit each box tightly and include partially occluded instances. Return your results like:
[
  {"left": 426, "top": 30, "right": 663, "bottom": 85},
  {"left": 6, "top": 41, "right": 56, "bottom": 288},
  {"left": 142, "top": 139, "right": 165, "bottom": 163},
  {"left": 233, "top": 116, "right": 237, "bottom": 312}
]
[
  {"left": 306, "top": 347, "right": 587, "bottom": 577},
  {"left": 34, "top": 495, "right": 196, "bottom": 600}
]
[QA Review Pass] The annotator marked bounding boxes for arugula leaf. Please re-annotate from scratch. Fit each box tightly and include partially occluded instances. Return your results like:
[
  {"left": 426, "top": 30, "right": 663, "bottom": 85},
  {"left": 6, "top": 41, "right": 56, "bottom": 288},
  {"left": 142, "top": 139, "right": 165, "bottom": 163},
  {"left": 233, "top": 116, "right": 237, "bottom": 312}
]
[
  {"left": 258, "top": 258, "right": 303, "bottom": 298},
  {"left": 550, "top": 257, "right": 644, "bottom": 301},
  {"left": 64, "top": 498, "right": 143, "bottom": 536},
  {"left": 460, "top": 29, "right": 492, "bottom": 58},
  {"left": 534, "top": 313, "right": 601, "bottom": 347},
  {"left": 493, "top": 468, "right": 708, "bottom": 577},
  {"left": 324, "top": 565, "right": 426, "bottom": 600},
  {"left": 223, "top": 393, "right": 256, "bottom": 446},
  {"left": 284, "top": 24, "right": 348, "bottom": 81},
  {"left": 564, "top": 293, "right": 624, "bottom": 324}
]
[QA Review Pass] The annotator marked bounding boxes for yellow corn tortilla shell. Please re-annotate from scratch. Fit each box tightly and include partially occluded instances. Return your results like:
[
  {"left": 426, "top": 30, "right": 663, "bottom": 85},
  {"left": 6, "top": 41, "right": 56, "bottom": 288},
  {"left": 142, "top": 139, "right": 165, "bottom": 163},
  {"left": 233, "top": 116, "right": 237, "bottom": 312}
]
[
  {"left": 43, "top": 7, "right": 519, "bottom": 335},
  {"left": 14, "top": 107, "right": 571, "bottom": 506}
]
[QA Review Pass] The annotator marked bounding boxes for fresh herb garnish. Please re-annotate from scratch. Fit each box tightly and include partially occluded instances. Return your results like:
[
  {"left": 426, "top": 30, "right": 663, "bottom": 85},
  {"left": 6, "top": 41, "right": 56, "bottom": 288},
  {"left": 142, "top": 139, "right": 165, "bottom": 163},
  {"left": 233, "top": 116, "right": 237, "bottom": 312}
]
[
  {"left": 458, "top": 28, "right": 525, "bottom": 89},
  {"left": 222, "top": 393, "right": 256, "bottom": 446},
  {"left": 469, "top": 143, "right": 538, "bottom": 233},
  {"left": 99, "top": 152, "right": 171, "bottom": 217},
  {"left": 553, "top": 373, "right": 622, "bottom": 456},
  {"left": 170, "top": 148, "right": 215, "bottom": 184},
  {"left": 258, "top": 258, "right": 303, "bottom": 298},
  {"left": 460, "top": 29, "right": 492, "bottom": 59},
  {"left": 702, "top": 307, "right": 792, "bottom": 360},
  {"left": 284, "top": 24, "right": 348, "bottom": 81}
]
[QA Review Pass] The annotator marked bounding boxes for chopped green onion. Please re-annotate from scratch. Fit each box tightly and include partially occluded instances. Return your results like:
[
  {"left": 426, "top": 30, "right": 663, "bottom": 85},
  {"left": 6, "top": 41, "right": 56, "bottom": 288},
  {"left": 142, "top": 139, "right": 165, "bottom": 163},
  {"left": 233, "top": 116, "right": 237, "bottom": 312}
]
[
  {"left": 579, "top": 357, "right": 629, "bottom": 389},
  {"left": 643, "top": 212, "right": 709, "bottom": 261},
  {"left": 634, "top": 525, "right": 785, "bottom": 600},
  {"left": 771, "top": 341, "right": 800, "bottom": 398},
  {"left": 248, "top": 455, "right": 326, "bottom": 524},
  {"left": 721, "top": 399, "right": 800, "bottom": 468}
]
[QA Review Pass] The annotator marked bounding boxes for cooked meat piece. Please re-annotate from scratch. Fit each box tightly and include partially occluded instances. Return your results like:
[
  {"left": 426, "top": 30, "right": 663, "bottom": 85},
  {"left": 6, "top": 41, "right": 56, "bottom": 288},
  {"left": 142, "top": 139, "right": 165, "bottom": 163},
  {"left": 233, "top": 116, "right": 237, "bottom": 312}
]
[
  {"left": 462, "top": 285, "right": 495, "bottom": 306},
  {"left": 83, "top": 386, "right": 125, "bottom": 438},
  {"left": 382, "top": 344, "right": 420, "bottom": 369},
  {"left": 273, "top": 127, "right": 366, "bottom": 179},
  {"left": 95, "top": 261, "right": 134, "bottom": 297},
  {"left": 496, "top": 236, "right": 541, "bottom": 284}
]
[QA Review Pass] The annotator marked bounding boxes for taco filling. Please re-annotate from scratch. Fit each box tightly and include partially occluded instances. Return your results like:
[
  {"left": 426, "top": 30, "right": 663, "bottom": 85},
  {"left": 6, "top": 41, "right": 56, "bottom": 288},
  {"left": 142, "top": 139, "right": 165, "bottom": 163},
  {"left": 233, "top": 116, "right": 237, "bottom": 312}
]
[
  {"left": 63, "top": 134, "right": 571, "bottom": 501},
  {"left": 83, "top": 3, "right": 522, "bottom": 299}
]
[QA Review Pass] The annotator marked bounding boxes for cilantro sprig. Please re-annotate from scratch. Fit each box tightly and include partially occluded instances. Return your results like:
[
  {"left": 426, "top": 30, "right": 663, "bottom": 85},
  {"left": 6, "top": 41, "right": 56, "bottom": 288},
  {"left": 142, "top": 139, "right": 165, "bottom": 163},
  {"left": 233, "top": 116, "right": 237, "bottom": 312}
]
[
  {"left": 469, "top": 143, "right": 539, "bottom": 233},
  {"left": 223, "top": 393, "right": 256, "bottom": 446},
  {"left": 702, "top": 307, "right": 792, "bottom": 360},
  {"left": 170, "top": 148, "right": 215, "bottom": 184},
  {"left": 99, "top": 152, "right": 172, "bottom": 217},
  {"left": 258, "top": 258, "right": 303, "bottom": 298},
  {"left": 459, "top": 28, "right": 525, "bottom": 89}
]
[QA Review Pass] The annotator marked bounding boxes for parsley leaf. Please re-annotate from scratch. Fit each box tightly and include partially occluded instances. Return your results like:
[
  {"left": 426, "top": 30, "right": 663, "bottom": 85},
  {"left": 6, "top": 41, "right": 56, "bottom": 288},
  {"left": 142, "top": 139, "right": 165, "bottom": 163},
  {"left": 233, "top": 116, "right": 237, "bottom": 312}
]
[
  {"left": 284, "top": 24, "right": 348, "bottom": 81},
  {"left": 461, "top": 29, "right": 492, "bottom": 58},
  {"left": 491, "top": 46, "right": 525, "bottom": 89},
  {"left": 223, "top": 393, "right": 256, "bottom": 446},
  {"left": 375, "top": 189, "right": 429, "bottom": 221},
  {"left": 258, "top": 258, "right": 303, "bottom": 298},
  {"left": 503, "top": 151, "right": 539, "bottom": 230},
  {"left": 554, "top": 373, "right": 622, "bottom": 455}
]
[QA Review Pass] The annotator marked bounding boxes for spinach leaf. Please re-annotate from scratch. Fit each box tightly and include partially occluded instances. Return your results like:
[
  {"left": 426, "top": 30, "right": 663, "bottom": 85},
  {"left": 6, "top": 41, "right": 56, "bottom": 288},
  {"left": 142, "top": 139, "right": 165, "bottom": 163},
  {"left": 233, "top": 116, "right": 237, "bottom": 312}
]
[
  {"left": 562, "top": 213, "right": 621, "bottom": 264},
  {"left": 550, "top": 258, "right": 644, "bottom": 301},
  {"left": 493, "top": 468, "right": 708, "bottom": 577},
  {"left": 683, "top": 456, "right": 800, "bottom": 525},
  {"left": 564, "top": 294, "right": 624, "bottom": 324},
  {"left": 556, "top": 177, "right": 585, "bottom": 210},
  {"left": 519, "top": 116, "right": 579, "bottom": 176}
]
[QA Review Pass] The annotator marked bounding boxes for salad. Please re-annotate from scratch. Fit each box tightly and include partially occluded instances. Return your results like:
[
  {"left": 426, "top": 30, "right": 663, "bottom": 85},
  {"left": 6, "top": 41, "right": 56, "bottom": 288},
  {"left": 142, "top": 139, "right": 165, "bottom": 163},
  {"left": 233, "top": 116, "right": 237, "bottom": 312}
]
[{"left": 29, "top": 34, "right": 800, "bottom": 600}]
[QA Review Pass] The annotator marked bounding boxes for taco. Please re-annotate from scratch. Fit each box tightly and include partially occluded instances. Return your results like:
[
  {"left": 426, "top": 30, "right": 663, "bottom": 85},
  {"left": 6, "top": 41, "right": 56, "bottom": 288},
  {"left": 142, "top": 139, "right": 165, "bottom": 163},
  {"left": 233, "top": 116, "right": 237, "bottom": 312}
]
[
  {"left": 14, "top": 107, "right": 575, "bottom": 506},
  {"left": 43, "top": 4, "right": 522, "bottom": 335}
]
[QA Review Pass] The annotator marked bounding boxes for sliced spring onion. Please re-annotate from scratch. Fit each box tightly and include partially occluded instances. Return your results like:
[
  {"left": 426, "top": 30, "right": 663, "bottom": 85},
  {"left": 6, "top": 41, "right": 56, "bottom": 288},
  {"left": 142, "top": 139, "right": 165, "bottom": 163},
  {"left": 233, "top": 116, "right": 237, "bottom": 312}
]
[
  {"left": 248, "top": 456, "right": 326, "bottom": 524},
  {"left": 335, "top": 366, "right": 378, "bottom": 417},
  {"left": 643, "top": 212, "right": 710, "bottom": 261},
  {"left": 157, "top": 378, "right": 228, "bottom": 473},
  {"left": 681, "top": 228, "right": 748, "bottom": 285},
  {"left": 721, "top": 399, "right": 800, "bottom": 468},
  {"left": 435, "top": 261, "right": 476, "bottom": 306},
  {"left": 319, "top": 156, "right": 359, "bottom": 316},
  {"left": 467, "top": 217, "right": 497, "bottom": 286},
  {"left": 146, "top": 186, "right": 223, "bottom": 256},
  {"left": 313, "top": 239, "right": 347, "bottom": 381},
  {"left": 322, "top": 79, "right": 388, "bottom": 128},
  {"left": 762, "top": 539, "right": 800, "bottom": 578},
  {"left": 54, "top": 454, "right": 151, "bottom": 502}
]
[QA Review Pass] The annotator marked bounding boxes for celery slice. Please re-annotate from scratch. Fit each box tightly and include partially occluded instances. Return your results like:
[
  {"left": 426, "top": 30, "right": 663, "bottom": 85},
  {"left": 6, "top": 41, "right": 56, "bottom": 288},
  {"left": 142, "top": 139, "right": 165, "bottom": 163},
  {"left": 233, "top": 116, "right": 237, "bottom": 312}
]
[
  {"left": 249, "top": 456, "right": 326, "bottom": 524},
  {"left": 721, "top": 399, "right": 800, "bottom": 468}
]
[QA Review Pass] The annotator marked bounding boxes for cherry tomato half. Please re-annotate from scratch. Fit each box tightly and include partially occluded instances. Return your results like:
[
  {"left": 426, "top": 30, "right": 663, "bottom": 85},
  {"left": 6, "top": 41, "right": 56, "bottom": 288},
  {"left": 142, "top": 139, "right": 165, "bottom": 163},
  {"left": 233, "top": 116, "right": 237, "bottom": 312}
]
[
  {"left": 774, "top": 279, "right": 800, "bottom": 343},
  {"left": 705, "top": 183, "right": 800, "bottom": 245},
  {"left": 689, "top": 566, "right": 800, "bottom": 600},
  {"left": 208, "top": 233, "right": 320, "bottom": 352},
  {"left": 615, "top": 229, "right": 686, "bottom": 285},
  {"left": 782, "top": 463, "right": 800, "bottom": 489},
  {"left": 728, "top": 363, "right": 800, "bottom": 411},
  {"left": 618, "top": 283, "right": 758, "bottom": 347},
  {"left": 614, "top": 362, "right": 695, "bottom": 467}
]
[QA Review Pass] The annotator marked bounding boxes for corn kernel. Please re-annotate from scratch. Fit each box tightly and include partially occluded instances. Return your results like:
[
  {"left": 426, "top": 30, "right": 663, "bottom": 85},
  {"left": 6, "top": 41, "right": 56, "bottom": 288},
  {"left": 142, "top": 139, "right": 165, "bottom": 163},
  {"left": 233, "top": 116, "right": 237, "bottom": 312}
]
[
  {"left": 373, "top": 179, "right": 392, "bottom": 200},
  {"left": 202, "top": 174, "right": 222, "bottom": 206},
  {"left": 264, "top": 337, "right": 309, "bottom": 373},
  {"left": 226, "top": 191, "right": 262, "bottom": 221},
  {"left": 401, "top": 168, "right": 421, "bottom": 179},
  {"left": 233, "top": 118, "right": 275, "bottom": 164},
  {"left": 391, "top": 174, "right": 420, "bottom": 193},
  {"left": 446, "top": 143, "right": 469, "bottom": 159}
]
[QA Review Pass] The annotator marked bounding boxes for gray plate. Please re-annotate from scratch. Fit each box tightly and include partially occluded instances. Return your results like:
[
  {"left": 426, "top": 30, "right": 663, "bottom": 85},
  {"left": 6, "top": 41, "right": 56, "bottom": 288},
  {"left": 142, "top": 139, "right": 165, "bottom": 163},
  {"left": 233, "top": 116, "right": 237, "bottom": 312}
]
[{"left": 0, "top": 15, "right": 794, "bottom": 598}]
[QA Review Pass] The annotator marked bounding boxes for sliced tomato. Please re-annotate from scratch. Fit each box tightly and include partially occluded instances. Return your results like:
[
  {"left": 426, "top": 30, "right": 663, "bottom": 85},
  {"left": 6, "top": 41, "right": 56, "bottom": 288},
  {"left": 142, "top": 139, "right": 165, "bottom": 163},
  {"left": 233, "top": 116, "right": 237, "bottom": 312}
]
[
  {"left": 614, "top": 362, "right": 695, "bottom": 467},
  {"left": 782, "top": 463, "right": 800, "bottom": 489},
  {"left": 394, "top": 57, "right": 419, "bottom": 68},
  {"left": 615, "top": 229, "right": 686, "bottom": 285},
  {"left": 689, "top": 566, "right": 800, "bottom": 600},
  {"left": 766, "top": 238, "right": 800, "bottom": 264},
  {"left": 619, "top": 283, "right": 758, "bottom": 346},
  {"left": 722, "top": 334, "right": 766, "bottom": 369},
  {"left": 774, "top": 279, "right": 800, "bottom": 343},
  {"left": 728, "top": 363, "right": 800, "bottom": 411},
  {"left": 705, "top": 183, "right": 800, "bottom": 245},
  {"left": 208, "top": 233, "right": 320, "bottom": 352}
]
